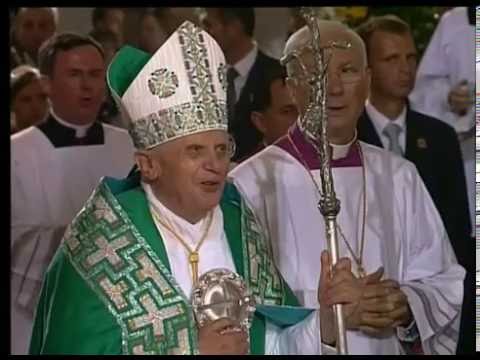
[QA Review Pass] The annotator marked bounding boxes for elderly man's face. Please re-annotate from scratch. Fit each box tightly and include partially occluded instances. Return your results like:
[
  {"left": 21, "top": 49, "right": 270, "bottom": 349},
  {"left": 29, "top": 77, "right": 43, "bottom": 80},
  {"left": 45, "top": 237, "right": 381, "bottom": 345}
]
[
  {"left": 15, "top": 8, "right": 56, "bottom": 55},
  {"left": 146, "top": 130, "right": 231, "bottom": 223},
  {"left": 287, "top": 30, "right": 370, "bottom": 144}
]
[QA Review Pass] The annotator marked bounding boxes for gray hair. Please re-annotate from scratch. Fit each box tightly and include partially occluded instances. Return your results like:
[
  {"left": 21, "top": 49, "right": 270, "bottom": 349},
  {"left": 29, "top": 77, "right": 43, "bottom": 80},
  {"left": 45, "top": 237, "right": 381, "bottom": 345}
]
[{"left": 283, "top": 20, "right": 367, "bottom": 77}]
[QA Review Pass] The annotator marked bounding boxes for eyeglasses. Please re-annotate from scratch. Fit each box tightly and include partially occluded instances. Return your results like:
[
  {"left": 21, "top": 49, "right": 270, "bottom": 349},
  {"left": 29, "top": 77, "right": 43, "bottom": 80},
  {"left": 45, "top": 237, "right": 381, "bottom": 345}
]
[
  {"left": 288, "top": 67, "right": 364, "bottom": 86},
  {"left": 282, "top": 42, "right": 364, "bottom": 85}
]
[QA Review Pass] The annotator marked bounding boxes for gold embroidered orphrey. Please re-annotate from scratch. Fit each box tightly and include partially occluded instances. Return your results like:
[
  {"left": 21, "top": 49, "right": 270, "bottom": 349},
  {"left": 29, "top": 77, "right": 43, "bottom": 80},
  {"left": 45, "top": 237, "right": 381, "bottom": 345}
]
[{"left": 62, "top": 180, "right": 287, "bottom": 354}]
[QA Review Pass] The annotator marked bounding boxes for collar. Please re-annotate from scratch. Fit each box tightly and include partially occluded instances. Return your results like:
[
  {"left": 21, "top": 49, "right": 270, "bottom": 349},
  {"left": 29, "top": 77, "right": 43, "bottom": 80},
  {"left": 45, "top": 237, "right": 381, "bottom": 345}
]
[
  {"left": 275, "top": 122, "right": 362, "bottom": 170},
  {"left": 37, "top": 112, "right": 104, "bottom": 148},
  {"left": 231, "top": 42, "right": 258, "bottom": 78},
  {"left": 50, "top": 109, "right": 94, "bottom": 138},
  {"left": 330, "top": 132, "right": 357, "bottom": 160},
  {"left": 365, "top": 99, "right": 406, "bottom": 137}
]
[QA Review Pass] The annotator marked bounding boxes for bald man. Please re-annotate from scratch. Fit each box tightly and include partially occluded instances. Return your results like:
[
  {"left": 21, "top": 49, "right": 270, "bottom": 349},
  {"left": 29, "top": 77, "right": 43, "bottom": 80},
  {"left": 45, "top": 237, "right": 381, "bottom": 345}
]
[
  {"left": 11, "top": 7, "right": 58, "bottom": 69},
  {"left": 229, "top": 20, "right": 463, "bottom": 354}
]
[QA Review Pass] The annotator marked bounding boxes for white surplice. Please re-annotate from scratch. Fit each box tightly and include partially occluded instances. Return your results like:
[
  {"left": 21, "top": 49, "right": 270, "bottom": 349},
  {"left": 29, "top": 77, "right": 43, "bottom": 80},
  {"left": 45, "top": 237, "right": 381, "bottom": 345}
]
[
  {"left": 409, "top": 7, "right": 475, "bottom": 233},
  {"left": 229, "top": 140, "right": 465, "bottom": 354},
  {"left": 142, "top": 182, "right": 336, "bottom": 355},
  {"left": 11, "top": 122, "right": 135, "bottom": 354}
]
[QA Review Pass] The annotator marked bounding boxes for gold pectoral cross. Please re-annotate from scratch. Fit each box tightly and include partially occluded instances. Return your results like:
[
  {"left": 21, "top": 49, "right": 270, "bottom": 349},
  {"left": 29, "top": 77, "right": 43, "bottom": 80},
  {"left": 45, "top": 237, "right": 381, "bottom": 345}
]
[{"left": 189, "top": 251, "right": 199, "bottom": 285}]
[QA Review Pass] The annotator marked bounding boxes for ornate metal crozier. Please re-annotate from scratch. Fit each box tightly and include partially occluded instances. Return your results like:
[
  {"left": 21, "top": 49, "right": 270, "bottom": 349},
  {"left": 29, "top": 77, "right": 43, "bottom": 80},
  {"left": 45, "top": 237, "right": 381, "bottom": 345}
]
[{"left": 280, "top": 7, "right": 351, "bottom": 354}]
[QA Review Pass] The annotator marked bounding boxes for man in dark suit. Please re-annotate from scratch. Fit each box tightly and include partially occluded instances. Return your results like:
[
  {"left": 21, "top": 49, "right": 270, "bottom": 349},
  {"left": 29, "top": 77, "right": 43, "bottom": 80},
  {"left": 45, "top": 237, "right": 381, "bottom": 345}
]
[
  {"left": 200, "top": 8, "right": 282, "bottom": 161},
  {"left": 232, "top": 65, "right": 298, "bottom": 165},
  {"left": 356, "top": 15, "right": 473, "bottom": 354}
]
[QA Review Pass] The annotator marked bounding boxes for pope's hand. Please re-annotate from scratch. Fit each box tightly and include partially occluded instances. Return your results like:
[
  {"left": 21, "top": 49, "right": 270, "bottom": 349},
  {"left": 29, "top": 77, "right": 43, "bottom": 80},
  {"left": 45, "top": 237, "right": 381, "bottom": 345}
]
[{"left": 198, "top": 318, "right": 249, "bottom": 355}]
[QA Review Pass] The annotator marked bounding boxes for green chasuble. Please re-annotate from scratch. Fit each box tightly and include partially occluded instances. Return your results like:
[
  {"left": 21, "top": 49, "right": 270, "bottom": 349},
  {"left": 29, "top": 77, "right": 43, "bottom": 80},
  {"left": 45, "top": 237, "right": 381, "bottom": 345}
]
[{"left": 29, "top": 174, "right": 304, "bottom": 355}]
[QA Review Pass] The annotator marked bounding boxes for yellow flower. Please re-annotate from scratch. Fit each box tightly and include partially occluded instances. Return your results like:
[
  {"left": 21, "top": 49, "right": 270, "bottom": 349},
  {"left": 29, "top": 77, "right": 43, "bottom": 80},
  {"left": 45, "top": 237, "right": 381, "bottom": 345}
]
[{"left": 335, "top": 7, "right": 368, "bottom": 20}]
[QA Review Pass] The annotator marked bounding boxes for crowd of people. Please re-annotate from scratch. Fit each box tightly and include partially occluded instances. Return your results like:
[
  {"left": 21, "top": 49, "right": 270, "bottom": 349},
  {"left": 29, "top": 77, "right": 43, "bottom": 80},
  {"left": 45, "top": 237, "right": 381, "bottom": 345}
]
[{"left": 10, "top": 7, "right": 475, "bottom": 355}]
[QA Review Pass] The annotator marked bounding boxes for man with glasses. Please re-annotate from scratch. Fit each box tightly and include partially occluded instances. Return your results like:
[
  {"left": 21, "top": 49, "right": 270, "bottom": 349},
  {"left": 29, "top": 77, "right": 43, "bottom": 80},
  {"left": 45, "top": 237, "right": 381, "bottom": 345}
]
[{"left": 230, "top": 20, "right": 464, "bottom": 354}]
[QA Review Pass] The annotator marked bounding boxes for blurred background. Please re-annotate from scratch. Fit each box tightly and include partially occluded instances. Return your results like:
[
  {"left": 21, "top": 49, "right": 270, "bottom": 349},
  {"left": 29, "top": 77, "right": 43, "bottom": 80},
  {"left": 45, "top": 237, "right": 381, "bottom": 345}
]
[{"left": 9, "top": 6, "right": 452, "bottom": 60}]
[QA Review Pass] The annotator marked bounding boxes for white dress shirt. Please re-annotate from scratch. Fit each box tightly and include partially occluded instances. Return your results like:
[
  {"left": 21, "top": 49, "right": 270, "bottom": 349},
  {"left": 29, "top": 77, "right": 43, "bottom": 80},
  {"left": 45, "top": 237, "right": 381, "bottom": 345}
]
[
  {"left": 365, "top": 99, "right": 407, "bottom": 154},
  {"left": 230, "top": 42, "right": 258, "bottom": 103}
]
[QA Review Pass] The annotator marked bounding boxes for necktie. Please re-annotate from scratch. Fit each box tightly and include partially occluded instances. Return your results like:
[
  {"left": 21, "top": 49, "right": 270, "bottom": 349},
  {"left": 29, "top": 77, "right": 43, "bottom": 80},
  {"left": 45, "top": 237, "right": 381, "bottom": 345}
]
[
  {"left": 227, "top": 67, "right": 239, "bottom": 125},
  {"left": 383, "top": 122, "right": 403, "bottom": 156}
]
